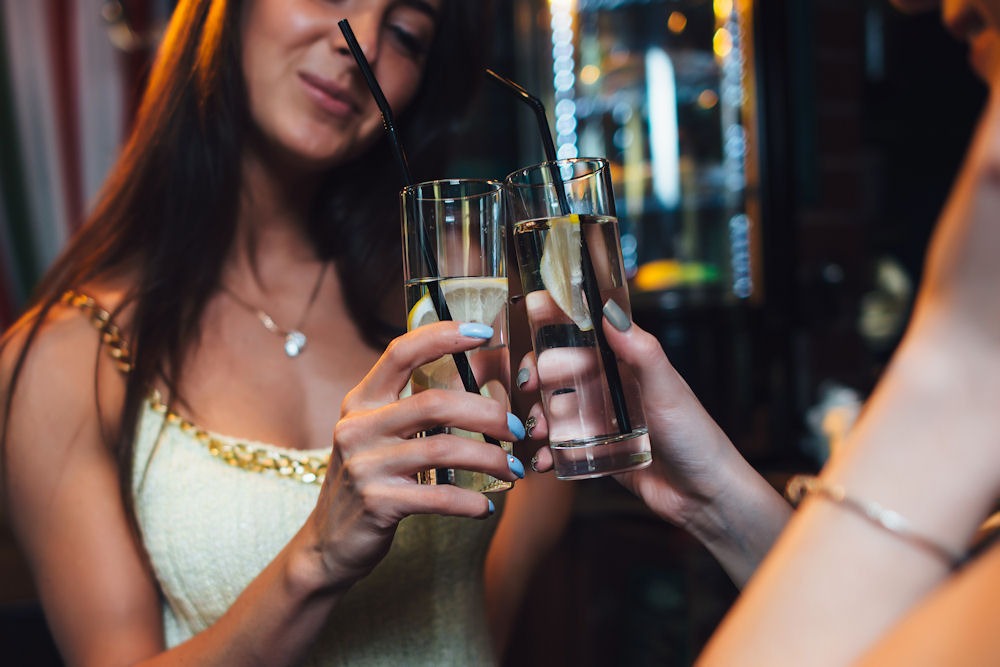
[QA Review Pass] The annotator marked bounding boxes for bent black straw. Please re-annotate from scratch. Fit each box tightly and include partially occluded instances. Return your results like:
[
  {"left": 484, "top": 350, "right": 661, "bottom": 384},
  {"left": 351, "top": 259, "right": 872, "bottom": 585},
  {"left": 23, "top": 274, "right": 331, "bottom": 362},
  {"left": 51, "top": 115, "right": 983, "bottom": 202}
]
[
  {"left": 486, "top": 68, "right": 631, "bottom": 434},
  {"left": 339, "top": 19, "right": 501, "bottom": 446},
  {"left": 339, "top": 20, "right": 412, "bottom": 186}
]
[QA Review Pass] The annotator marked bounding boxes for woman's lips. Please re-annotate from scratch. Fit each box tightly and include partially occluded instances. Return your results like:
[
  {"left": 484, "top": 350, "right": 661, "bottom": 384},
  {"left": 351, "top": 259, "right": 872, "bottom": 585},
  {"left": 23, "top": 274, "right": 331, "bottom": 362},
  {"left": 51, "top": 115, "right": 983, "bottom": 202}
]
[{"left": 299, "top": 72, "right": 359, "bottom": 118}]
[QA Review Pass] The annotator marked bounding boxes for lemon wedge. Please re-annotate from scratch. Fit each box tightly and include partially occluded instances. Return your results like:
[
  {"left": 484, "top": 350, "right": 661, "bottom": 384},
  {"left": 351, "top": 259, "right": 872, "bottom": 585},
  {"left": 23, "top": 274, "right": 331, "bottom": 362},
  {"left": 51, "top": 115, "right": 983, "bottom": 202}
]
[
  {"left": 406, "top": 276, "right": 509, "bottom": 391},
  {"left": 540, "top": 214, "right": 593, "bottom": 331},
  {"left": 406, "top": 276, "right": 509, "bottom": 330}
]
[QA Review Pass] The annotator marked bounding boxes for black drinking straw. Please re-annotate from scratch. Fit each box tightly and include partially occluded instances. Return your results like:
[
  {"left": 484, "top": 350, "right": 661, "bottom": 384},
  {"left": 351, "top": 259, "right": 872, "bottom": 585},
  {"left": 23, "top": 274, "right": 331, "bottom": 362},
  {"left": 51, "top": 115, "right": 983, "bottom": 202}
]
[
  {"left": 339, "top": 19, "right": 502, "bottom": 447},
  {"left": 486, "top": 69, "right": 631, "bottom": 434}
]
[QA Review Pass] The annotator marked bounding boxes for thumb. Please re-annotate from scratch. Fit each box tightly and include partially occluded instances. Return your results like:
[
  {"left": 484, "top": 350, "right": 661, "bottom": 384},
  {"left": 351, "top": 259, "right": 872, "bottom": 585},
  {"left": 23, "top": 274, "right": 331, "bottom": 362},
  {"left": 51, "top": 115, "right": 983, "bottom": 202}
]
[{"left": 600, "top": 299, "right": 695, "bottom": 411}]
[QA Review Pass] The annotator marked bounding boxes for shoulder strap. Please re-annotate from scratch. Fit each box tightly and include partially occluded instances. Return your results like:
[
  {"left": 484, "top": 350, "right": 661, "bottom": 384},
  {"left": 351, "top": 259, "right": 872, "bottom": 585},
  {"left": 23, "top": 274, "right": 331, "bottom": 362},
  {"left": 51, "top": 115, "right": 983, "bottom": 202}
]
[{"left": 60, "top": 290, "right": 133, "bottom": 374}]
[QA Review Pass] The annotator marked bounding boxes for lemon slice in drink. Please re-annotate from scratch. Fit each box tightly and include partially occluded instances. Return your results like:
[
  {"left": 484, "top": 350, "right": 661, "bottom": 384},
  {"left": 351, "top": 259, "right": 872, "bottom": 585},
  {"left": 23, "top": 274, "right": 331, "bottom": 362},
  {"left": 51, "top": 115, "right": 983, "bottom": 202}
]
[
  {"left": 407, "top": 277, "right": 509, "bottom": 390},
  {"left": 407, "top": 276, "right": 509, "bottom": 330},
  {"left": 540, "top": 214, "right": 593, "bottom": 331}
]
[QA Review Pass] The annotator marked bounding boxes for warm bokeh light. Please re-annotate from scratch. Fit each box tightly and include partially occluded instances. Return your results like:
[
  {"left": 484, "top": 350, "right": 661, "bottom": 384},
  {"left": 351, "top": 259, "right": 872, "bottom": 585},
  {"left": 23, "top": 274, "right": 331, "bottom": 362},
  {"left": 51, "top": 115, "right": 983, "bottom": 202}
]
[
  {"left": 579, "top": 64, "right": 601, "bottom": 85},
  {"left": 714, "top": 0, "right": 733, "bottom": 22},
  {"left": 697, "top": 89, "right": 719, "bottom": 109},
  {"left": 667, "top": 11, "right": 687, "bottom": 34},
  {"left": 713, "top": 28, "right": 733, "bottom": 59},
  {"left": 548, "top": 0, "right": 577, "bottom": 12}
]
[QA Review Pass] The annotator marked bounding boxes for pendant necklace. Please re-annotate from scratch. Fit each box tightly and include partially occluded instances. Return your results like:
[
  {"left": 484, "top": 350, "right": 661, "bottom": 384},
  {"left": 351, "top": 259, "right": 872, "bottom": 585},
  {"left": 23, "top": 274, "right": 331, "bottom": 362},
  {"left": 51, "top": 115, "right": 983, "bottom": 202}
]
[{"left": 223, "top": 261, "right": 329, "bottom": 358}]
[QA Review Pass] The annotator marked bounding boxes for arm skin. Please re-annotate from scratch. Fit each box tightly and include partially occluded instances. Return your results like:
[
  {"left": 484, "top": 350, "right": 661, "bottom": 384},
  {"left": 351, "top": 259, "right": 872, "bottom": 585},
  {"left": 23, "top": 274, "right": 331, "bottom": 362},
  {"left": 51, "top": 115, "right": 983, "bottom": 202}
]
[
  {"left": 484, "top": 468, "right": 574, "bottom": 661},
  {"left": 697, "top": 90, "right": 1000, "bottom": 667},
  {"left": 854, "top": 541, "right": 1000, "bottom": 667},
  {"left": 2, "top": 310, "right": 523, "bottom": 667}
]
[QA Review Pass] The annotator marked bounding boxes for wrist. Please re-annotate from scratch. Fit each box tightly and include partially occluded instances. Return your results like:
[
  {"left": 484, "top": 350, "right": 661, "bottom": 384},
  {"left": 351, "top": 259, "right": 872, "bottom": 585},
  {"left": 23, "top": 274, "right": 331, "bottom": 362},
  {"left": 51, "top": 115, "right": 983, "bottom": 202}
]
[
  {"left": 680, "top": 457, "right": 792, "bottom": 587},
  {"left": 283, "top": 518, "right": 355, "bottom": 602}
]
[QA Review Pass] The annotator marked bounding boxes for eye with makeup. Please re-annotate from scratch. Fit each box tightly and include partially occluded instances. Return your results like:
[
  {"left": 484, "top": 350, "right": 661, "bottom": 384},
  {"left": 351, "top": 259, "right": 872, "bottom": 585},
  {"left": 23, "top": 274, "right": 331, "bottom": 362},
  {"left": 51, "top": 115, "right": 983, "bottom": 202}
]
[
  {"left": 384, "top": 1, "right": 437, "bottom": 61},
  {"left": 387, "top": 22, "right": 432, "bottom": 59}
]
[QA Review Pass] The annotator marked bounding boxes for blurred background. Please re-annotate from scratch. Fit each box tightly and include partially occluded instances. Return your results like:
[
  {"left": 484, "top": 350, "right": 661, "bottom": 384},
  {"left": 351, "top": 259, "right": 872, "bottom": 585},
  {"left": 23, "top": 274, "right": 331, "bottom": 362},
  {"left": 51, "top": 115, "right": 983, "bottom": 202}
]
[{"left": 0, "top": 0, "right": 986, "bottom": 665}]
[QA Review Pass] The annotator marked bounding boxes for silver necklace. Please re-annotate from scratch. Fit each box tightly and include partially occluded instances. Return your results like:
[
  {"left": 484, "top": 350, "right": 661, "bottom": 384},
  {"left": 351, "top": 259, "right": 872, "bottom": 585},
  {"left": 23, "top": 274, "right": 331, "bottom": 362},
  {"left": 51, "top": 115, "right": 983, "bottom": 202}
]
[{"left": 223, "top": 262, "right": 329, "bottom": 358}]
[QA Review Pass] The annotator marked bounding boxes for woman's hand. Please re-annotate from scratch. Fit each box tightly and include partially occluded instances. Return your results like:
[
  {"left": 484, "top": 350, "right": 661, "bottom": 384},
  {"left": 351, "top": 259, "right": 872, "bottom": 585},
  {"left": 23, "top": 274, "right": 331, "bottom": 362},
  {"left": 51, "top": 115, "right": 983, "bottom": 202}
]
[
  {"left": 519, "top": 310, "right": 789, "bottom": 586},
  {"left": 301, "top": 321, "right": 526, "bottom": 591}
]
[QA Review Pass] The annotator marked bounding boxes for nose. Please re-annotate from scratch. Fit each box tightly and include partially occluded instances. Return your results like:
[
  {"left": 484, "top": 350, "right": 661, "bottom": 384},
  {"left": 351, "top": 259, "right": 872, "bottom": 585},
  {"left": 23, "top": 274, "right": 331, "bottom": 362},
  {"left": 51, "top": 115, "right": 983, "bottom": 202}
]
[{"left": 335, "top": 12, "right": 380, "bottom": 65}]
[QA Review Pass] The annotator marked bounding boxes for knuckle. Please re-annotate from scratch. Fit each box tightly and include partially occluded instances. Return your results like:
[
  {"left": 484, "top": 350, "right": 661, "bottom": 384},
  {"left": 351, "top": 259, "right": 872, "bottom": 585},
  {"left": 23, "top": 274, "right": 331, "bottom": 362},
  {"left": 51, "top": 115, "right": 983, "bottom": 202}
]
[
  {"left": 339, "top": 451, "right": 369, "bottom": 483},
  {"left": 422, "top": 436, "right": 452, "bottom": 461},
  {"left": 340, "top": 386, "right": 362, "bottom": 414},
  {"left": 333, "top": 417, "right": 363, "bottom": 451},
  {"left": 410, "top": 389, "right": 443, "bottom": 420},
  {"left": 424, "top": 483, "right": 454, "bottom": 509},
  {"left": 634, "top": 329, "right": 665, "bottom": 358},
  {"left": 383, "top": 337, "right": 411, "bottom": 369}
]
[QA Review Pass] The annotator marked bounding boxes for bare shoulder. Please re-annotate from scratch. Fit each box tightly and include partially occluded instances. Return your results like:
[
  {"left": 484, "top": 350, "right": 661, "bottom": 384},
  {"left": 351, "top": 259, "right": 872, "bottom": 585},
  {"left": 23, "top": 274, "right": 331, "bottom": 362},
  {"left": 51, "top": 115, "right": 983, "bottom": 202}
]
[
  {"left": 1, "top": 283, "right": 133, "bottom": 473},
  {"left": 1, "top": 283, "right": 165, "bottom": 661}
]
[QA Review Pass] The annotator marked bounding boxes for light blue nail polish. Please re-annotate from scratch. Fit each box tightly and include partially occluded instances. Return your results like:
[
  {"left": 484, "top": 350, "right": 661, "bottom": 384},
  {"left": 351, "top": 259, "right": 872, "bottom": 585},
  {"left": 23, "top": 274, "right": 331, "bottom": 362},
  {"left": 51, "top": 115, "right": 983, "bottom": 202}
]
[
  {"left": 516, "top": 367, "right": 530, "bottom": 389},
  {"left": 507, "top": 412, "right": 526, "bottom": 440},
  {"left": 458, "top": 322, "right": 494, "bottom": 339},
  {"left": 507, "top": 454, "right": 525, "bottom": 479},
  {"left": 488, "top": 499, "right": 496, "bottom": 516}
]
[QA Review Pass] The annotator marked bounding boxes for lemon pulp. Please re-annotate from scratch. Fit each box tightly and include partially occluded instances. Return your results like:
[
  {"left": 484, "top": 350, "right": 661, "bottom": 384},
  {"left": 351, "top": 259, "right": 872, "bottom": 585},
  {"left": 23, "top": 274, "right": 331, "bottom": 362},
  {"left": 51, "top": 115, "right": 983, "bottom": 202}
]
[
  {"left": 406, "top": 276, "right": 509, "bottom": 330},
  {"left": 539, "top": 214, "right": 593, "bottom": 331},
  {"left": 406, "top": 276, "right": 509, "bottom": 390}
]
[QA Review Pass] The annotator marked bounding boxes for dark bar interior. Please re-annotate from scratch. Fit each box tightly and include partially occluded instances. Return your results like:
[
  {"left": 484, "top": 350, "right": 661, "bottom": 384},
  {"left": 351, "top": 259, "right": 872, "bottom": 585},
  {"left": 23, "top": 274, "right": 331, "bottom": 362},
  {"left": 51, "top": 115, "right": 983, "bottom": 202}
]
[{"left": 0, "top": 1, "right": 991, "bottom": 665}]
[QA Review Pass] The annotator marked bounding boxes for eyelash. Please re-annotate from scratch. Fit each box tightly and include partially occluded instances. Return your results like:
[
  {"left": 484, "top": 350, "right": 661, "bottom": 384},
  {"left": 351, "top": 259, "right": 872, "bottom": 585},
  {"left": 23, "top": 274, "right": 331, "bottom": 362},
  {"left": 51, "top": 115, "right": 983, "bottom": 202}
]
[{"left": 389, "top": 25, "right": 428, "bottom": 58}]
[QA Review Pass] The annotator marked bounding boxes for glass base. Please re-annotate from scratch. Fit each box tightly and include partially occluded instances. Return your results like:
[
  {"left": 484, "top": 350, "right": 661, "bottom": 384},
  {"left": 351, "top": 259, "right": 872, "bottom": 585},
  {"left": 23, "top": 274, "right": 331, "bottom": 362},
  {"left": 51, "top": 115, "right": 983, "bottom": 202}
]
[{"left": 551, "top": 429, "right": 652, "bottom": 480}]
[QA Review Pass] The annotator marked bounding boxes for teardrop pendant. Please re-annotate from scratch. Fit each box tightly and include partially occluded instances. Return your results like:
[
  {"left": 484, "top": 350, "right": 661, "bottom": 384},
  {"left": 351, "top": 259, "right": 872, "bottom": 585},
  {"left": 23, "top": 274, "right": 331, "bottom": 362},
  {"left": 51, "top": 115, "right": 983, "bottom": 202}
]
[{"left": 284, "top": 331, "right": 307, "bottom": 357}]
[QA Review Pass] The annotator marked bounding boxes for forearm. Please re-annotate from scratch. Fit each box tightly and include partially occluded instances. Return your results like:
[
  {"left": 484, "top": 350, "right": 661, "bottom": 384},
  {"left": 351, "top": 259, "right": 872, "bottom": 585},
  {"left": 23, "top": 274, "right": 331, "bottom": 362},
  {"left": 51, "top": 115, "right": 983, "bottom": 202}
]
[
  {"left": 854, "top": 541, "right": 1000, "bottom": 666},
  {"left": 485, "top": 472, "right": 575, "bottom": 659},
  {"left": 136, "top": 521, "right": 347, "bottom": 667},
  {"left": 697, "top": 327, "right": 1000, "bottom": 667}
]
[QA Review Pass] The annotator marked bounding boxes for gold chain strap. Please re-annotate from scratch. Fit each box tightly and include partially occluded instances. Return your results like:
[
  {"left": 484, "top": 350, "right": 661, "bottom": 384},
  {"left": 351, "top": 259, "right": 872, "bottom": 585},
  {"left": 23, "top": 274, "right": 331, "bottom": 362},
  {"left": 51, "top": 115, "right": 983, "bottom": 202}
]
[
  {"left": 148, "top": 392, "right": 327, "bottom": 485},
  {"left": 61, "top": 290, "right": 133, "bottom": 373},
  {"left": 61, "top": 290, "right": 328, "bottom": 485}
]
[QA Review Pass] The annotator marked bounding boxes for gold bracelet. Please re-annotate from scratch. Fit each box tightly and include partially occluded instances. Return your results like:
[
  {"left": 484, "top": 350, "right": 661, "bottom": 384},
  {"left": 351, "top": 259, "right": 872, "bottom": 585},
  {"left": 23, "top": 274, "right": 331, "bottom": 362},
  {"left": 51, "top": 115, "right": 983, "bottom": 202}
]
[{"left": 786, "top": 475, "right": 966, "bottom": 569}]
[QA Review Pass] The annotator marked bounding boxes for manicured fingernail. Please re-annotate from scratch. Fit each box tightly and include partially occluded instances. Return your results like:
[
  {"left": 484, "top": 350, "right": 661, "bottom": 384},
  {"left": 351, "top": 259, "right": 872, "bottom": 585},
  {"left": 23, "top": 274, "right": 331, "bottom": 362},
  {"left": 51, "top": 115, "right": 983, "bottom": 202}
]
[
  {"left": 487, "top": 499, "right": 496, "bottom": 516},
  {"left": 603, "top": 299, "right": 632, "bottom": 332},
  {"left": 530, "top": 454, "right": 540, "bottom": 473},
  {"left": 507, "top": 412, "right": 526, "bottom": 440},
  {"left": 507, "top": 454, "right": 525, "bottom": 479},
  {"left": 525, "top": 415, "right": 537, "bottom": 439},
  {"left": 458, "top": 322, "right": 494, "bottom": 339},
  {"left": 516, "top": 367, "right": 530, "bottom": 389}
]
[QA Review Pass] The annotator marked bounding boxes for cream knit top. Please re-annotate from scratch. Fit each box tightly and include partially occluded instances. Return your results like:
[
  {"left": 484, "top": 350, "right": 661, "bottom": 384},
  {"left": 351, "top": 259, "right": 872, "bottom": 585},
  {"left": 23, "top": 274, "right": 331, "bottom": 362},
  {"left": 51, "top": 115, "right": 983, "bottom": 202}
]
[
  {"left": 66, "top": 290, "right": 499, "bottom": 664},
  {"left": 132, "top": 397, "right": 499, "bottom": 666}
]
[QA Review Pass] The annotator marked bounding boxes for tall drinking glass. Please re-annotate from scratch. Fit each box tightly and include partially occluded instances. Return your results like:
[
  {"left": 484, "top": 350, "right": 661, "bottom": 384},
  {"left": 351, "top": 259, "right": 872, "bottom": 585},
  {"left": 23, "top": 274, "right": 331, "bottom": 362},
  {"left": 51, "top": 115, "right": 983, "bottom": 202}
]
[
  {"left": 401, "top": 179, "right": 512, "bottom": 493},
  {"left": 505, "top": 158, "right": 651, "bottom": 479}
]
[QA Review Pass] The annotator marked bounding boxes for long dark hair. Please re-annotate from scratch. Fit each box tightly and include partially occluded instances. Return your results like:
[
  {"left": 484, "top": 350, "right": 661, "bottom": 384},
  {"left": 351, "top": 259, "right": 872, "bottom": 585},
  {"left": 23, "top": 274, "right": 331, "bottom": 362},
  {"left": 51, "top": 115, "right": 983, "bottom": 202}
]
[{"left": 2, "top": 0, "right": 494, "bottom": 514}]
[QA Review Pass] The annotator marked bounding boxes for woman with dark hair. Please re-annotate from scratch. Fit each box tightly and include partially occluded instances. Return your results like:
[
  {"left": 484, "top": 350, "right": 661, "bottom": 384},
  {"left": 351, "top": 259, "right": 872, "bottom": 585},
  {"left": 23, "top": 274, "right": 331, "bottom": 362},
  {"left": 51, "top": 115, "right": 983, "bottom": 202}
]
[{"left": 0, "top": 1, "right": 564, "bottom": 664}]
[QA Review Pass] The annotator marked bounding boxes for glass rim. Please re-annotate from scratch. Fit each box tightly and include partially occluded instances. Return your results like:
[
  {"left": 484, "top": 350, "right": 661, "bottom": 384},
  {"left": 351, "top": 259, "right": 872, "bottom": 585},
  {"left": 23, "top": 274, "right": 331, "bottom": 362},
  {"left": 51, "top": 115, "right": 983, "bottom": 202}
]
[
  {"left": 503, "top": 157, "right": 609, "bottom": 187},
  {"left": 401, "top": 178, "right": 503, "bottom": 201}
]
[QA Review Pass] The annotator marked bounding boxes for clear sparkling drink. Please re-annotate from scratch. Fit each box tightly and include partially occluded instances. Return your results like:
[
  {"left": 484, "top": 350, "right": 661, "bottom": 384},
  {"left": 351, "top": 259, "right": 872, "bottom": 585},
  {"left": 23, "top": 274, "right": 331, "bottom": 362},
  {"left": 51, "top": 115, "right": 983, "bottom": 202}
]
[
  {"left": 513, "top": 214, "right": 651, "bottom": 479},
  {"left": 404, "top": 275, "right": 512, "bottom": 493}
]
